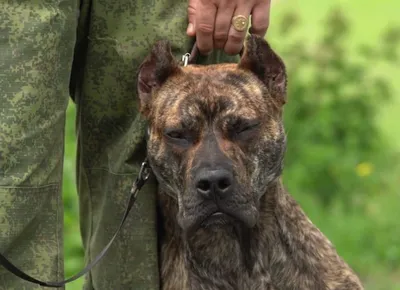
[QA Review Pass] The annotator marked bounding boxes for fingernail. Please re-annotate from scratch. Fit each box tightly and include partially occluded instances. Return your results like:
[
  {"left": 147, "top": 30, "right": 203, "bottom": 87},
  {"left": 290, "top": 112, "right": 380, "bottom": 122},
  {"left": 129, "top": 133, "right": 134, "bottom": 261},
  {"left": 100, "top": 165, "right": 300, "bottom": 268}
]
[{"left": 187, "top": 23, "right": 194, "bottom": 35}]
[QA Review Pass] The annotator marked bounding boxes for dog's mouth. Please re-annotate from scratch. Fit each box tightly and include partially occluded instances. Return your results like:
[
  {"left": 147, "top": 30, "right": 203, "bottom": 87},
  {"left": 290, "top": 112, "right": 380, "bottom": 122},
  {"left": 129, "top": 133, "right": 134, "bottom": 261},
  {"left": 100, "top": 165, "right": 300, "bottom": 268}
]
[
  {"left": 179, "top": 203, "right": 258, "bottom": 235},
  {"left": 200, "top": 211, "right": 233, "bottom": 228}
]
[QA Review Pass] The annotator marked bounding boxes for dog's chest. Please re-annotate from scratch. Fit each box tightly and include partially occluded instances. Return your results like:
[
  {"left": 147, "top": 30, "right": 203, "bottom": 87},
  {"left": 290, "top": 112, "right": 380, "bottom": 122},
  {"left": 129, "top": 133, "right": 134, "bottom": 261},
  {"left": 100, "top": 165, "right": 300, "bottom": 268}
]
[
  {"left": 160, "top": 242, "right": 274, "bottom": 290},
  {"left": 187, "top": 274, "right": 275, "bottom": 290},
  {"left": 161, "top": 266, "right": 274, "bottom": 290}
]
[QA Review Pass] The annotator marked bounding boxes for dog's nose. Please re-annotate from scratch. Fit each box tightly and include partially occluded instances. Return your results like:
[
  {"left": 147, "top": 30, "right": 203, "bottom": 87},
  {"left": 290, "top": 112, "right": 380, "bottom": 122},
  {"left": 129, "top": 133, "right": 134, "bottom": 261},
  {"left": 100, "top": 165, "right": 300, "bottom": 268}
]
[{"left": 195, "top": 169, "right": 233, "bottom": 199}]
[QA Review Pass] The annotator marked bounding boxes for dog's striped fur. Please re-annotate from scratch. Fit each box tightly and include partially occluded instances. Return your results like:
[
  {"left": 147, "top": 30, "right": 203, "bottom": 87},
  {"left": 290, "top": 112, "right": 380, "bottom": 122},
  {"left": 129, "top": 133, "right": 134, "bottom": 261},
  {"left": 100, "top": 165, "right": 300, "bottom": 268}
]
[{"left": 137, "top": 35, "right": 363, "bottom": 290}]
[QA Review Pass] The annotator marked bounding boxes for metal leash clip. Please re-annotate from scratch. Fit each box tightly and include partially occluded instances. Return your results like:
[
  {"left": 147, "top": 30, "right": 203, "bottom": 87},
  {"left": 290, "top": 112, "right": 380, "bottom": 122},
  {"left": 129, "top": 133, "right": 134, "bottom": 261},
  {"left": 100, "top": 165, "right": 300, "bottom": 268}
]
[
  {"left": 181, "top": 52, "right": 191, "bottom": 67},
  {"left": 138, "top": 159, "right": 151, "bottom": 182},
  {"left": 180, "top": 42, "right": 199, "bottom": 67},
  {"left": 131, "top": 158, "right": 151, "bottom": 198}
]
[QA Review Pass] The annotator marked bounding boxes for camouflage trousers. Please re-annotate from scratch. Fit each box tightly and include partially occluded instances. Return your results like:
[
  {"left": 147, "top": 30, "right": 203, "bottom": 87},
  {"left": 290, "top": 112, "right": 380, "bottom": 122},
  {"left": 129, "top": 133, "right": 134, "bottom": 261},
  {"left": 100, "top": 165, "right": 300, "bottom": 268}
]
[{"left": 0, "top": 0, "right": 237, "bottom": 289}]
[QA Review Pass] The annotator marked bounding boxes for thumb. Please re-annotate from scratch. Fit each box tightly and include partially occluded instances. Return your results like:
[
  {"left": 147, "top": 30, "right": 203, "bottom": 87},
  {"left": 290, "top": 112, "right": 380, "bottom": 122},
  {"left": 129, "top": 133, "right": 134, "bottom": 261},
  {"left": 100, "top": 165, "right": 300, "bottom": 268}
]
[{"left": 187, "top": 0, "right": 197, "bottom": 36}]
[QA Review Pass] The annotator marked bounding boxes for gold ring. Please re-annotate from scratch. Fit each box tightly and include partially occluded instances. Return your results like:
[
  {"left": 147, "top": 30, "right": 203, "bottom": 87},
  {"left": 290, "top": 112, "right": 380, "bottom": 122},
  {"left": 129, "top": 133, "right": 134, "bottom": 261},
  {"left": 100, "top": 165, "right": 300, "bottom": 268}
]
[{"left": 232, "top": 15, "right": 249, "bottom": 32}]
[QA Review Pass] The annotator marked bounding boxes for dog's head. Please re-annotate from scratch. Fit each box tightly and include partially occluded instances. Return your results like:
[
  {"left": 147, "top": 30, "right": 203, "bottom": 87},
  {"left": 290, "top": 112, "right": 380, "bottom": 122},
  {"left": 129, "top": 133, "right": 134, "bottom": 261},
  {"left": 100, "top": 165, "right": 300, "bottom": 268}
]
[{"left": 137, "top": 35, "right": 287, "bottom": 233}]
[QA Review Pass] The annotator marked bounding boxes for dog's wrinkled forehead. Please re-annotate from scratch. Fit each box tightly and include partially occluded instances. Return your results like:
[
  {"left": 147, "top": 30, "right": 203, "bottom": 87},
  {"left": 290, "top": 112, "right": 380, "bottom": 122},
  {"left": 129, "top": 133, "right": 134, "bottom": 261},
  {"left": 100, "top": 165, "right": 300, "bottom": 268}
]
[{"left": 151, "top": 67, "right": 269, "bottom": 127}]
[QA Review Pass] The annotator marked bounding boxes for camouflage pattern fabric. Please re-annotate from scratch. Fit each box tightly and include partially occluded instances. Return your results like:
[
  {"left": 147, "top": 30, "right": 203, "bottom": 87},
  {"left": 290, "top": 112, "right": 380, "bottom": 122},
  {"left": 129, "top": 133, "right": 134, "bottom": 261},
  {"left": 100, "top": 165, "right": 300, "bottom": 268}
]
[{"left": 0, "top": 0, "right": 238, "bottom": 289}]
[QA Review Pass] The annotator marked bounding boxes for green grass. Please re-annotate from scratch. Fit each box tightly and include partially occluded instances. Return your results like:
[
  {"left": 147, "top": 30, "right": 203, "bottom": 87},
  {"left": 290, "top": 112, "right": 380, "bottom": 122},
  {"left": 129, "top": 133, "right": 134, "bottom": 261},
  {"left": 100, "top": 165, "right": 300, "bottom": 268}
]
[
  {"left": 64, "top": 103, "right": 83, "bottom": 290},
  {"left": 62, "top": 1, "right": 400, "bottom": 289}
]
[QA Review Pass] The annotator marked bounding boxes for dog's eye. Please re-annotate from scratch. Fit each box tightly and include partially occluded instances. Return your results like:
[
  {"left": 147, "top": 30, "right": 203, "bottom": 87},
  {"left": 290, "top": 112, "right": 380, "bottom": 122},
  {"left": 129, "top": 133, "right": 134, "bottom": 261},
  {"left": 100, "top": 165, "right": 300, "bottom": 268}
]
[
  {"left": 227, "top": 120, "right": 260, "bottom": 141},
  {"left": 236, "top": 122, "right": 260, "bottom": 134},
  {"left": 166, "top": 131, "right": 185, "bottom": 139},
  {"left": 164, "top": 128, "right": 191, "bottom": 146}
]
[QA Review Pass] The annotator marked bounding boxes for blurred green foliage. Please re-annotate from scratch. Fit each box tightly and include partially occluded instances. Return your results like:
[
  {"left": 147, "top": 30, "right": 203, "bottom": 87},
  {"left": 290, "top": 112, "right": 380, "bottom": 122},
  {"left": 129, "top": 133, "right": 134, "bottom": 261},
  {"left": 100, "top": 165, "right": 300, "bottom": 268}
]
[
  {"left": 62, "top": 5, "right": 400, "bottom": 290},
  {"left": 280, "top": 8, "right": 399, "bottom": 206},
  {"left": 63, "top": 103, "right": 85, "bottom": 290}
]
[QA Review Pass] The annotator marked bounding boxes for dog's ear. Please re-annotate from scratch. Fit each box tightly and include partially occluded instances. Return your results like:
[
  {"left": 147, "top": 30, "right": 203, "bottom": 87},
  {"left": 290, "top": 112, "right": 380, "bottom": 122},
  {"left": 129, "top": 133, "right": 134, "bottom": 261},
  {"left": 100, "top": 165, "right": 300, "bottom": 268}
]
[
  {"left": 137, "top": 40, "right": 182, "bottom": 116},
  {"left": 238, "top": 35, "right": 287, "bottom": 105}
]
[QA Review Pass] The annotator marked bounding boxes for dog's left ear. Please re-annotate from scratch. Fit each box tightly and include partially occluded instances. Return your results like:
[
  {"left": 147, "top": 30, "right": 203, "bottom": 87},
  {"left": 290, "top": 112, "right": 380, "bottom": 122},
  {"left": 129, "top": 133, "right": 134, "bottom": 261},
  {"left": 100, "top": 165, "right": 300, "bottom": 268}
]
[
  {"left": 238, "top": 35, "right": 287, "bottom": 105},
  {"left": 137, "top": 40, "right": 182, "bottom": 117}
]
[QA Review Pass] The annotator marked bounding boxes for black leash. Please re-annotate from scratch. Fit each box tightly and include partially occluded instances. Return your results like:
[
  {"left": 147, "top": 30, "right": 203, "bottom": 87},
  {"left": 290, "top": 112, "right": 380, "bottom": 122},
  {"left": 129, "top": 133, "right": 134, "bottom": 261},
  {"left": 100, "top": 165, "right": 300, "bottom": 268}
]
[{"left": 0, "top": 159, "right": 151, "bottom": 288}]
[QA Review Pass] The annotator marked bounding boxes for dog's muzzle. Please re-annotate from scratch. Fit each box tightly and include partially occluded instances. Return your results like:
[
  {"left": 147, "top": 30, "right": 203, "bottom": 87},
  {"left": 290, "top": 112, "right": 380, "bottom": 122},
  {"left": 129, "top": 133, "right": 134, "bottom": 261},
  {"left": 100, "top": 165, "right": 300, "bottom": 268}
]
[{"left": 177, "top": 165, "right": 258, "bottom": 233}]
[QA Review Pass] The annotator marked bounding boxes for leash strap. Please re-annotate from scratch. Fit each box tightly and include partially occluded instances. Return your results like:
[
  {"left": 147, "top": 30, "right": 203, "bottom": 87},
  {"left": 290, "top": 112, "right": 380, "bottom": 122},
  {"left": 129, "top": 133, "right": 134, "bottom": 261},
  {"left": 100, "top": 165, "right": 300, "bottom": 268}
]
[{"left": 0, "top": 159, "right": 151, "bottom": 288}]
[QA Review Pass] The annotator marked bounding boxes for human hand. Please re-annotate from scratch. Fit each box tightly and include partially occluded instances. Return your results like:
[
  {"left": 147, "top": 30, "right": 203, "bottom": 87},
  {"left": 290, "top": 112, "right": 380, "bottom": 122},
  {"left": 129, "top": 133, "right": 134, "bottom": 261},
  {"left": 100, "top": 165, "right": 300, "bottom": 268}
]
[{"left": 187, "top": 0, "right": 271, "bottom": 55}]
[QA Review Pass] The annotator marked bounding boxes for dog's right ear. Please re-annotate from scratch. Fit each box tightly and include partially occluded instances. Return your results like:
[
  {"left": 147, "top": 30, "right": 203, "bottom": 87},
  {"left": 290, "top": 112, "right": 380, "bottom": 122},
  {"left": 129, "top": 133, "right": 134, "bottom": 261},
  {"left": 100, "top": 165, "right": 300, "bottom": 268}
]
[{"left": 137, "top": 40, "right": 182, "bottom": 117}]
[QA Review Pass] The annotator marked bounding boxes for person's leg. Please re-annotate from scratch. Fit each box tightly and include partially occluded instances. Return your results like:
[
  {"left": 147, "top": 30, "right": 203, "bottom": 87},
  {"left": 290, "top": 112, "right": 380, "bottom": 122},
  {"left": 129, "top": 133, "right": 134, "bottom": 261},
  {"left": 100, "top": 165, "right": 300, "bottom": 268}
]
[
  {"left": 0, "top": 1, "right": 78, "bottom": 289},
  {"left": 72, "top": 0, "right": 238, "bottom": 288}
]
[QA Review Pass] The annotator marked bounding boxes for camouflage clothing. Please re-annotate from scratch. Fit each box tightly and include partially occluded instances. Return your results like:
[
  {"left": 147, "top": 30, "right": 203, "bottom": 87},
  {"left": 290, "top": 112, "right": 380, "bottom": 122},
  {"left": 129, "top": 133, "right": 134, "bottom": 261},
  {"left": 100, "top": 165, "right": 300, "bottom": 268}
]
[{"left": 0, "top": 0, "right": 237, "bottom": 289}]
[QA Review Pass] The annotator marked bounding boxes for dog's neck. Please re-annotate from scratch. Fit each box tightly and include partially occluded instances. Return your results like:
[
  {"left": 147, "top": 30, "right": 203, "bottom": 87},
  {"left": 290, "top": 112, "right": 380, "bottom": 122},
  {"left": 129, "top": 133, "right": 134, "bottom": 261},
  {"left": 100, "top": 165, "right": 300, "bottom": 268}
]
[
  {"left": 158, "top": 179, "right": 358, "bottom": 290},
  {"left": 158, "top": 181, "right": 280, "bottom": 289},
  {"left": 182, "top": 209, "right": 271, "bottom": 289}
]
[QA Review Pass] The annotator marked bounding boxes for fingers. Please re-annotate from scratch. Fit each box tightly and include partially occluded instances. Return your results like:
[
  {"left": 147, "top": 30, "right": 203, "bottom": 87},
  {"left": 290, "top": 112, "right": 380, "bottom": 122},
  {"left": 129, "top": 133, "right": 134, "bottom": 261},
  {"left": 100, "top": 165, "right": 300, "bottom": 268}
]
[
  {"left": 224, "top": 6, "right": 251, "bottom": 55},
  {"left": 213, "top": 3, "right": 235, "bottom": 50},
  {"left": 191, "top": 0, "right": 271, "bottom": 55},
  {"left": 187, "top": 0, "right": 197, "bottom": 36},
  {"left": 250, "top": 0, "right": 271, "bottom": 37},
  {"left": 195, "top": 0, "right": 218, "bottom": 55}
]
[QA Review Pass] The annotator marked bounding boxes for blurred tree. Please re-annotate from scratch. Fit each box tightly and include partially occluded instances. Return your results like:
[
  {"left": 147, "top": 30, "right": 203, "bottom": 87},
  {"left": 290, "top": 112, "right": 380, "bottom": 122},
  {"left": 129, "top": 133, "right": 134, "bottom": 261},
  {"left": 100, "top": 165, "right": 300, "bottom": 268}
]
[{"left": 276, "top": 8, "right": 400, "bottom": 207}]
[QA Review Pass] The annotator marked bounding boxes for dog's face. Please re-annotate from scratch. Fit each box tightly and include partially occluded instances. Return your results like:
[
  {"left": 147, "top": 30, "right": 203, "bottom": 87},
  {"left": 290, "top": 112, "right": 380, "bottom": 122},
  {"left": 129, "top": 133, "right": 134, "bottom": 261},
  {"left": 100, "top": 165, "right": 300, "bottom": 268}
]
[{"left": 137, "top": 35, "right": 287, "bottom": 233}]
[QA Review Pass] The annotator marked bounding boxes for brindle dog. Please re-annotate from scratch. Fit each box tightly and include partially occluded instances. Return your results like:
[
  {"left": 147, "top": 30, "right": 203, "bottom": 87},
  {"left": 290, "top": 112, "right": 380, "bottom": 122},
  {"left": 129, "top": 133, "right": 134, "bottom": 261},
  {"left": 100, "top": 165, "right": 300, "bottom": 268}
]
[{"left": 137, "top": 35, "right": 364, "bottom": 290}]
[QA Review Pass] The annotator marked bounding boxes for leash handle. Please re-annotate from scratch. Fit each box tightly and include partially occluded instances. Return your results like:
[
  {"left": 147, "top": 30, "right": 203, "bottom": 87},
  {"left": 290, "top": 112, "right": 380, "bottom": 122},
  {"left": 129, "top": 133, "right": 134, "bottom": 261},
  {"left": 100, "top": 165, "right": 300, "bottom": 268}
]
[
  {"left": 0, "top": 160, "right": 150, "bottom": 288},
  {"left": 188, "top": 42, "right": 200, "bottom": 64},
  {"left": 182, "top": 40, "right": 245, "bottom": 66}
]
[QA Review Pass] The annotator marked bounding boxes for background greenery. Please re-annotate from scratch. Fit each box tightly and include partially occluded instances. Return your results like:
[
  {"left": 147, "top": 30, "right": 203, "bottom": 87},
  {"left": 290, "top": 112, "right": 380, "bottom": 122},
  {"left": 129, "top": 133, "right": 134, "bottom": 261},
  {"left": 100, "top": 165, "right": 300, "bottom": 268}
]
[{"left": 62, "top": 1, "right": 400, "bottom": 289}]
